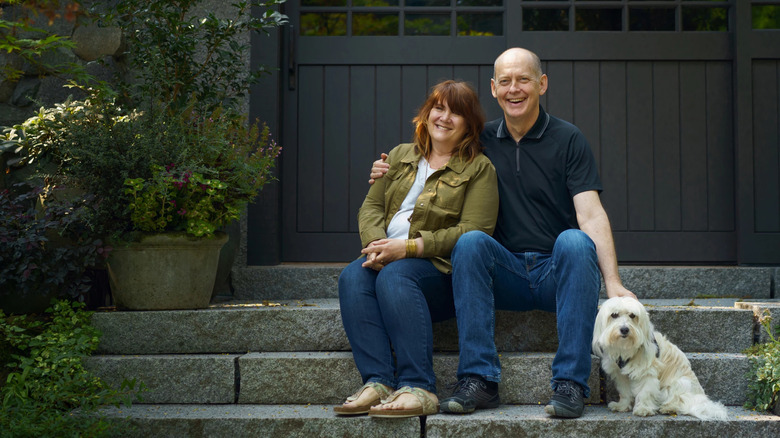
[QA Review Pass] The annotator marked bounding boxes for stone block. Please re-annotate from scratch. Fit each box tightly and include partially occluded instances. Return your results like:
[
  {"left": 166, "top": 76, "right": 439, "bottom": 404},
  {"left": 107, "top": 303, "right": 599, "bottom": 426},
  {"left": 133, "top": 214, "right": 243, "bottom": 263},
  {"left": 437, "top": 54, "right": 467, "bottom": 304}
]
[
  {"left": 645, "top": 305, "right": 754, "bottom": 353},
  {"left": 602, "top": 353, "right": 750, "bottom": 406},
  {"left": 425, "top": 405, "right": 780, "bottom": 438},
  {"left": 617, "top": 267, "right": 773, "bottom": 299},
  {"left": 92, "top": 299, "right": 350, "bottom": 355},
  {"left": 93, "top": 298, "right": 755, "bottom": 356},
  {"left": 233, "top": 264, "right": 344, "bottom": 300},
  {"left": 237, "top": 352, "right": 600, "bottom": 405},
  {"left": 99, "top": 404, "right": 421, "bottom": 438},
  {"left": 735, "top": 300, "right": 780, "bottom": 344},
  {"left": 85, "top": 354, "right": 238, "bottom": 404}
]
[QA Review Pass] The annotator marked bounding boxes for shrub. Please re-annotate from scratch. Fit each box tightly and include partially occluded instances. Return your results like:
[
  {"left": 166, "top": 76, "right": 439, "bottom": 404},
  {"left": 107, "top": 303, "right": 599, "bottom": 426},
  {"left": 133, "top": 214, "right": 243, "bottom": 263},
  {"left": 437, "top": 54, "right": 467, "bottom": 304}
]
[
  {"left": 744, "top": 310, "right": 780, "bottom": 412},
  {"left": 0, "top": 185, "right": 109, "bottom": 310}
]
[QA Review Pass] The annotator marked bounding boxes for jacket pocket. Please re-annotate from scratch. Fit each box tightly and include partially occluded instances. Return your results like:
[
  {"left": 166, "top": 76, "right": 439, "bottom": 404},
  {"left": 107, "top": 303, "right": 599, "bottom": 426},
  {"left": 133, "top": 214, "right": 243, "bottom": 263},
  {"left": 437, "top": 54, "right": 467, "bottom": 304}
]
[{"left": 431, "top": 175, "right": 468, "bottom": 211}]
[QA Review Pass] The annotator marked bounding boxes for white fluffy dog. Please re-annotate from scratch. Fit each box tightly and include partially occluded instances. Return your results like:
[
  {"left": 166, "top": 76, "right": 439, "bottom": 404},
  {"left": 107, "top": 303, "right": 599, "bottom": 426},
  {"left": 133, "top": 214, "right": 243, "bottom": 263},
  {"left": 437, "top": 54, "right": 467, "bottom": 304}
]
[{"left": 592, "top": 297, "right": 729, "bottom": 421}]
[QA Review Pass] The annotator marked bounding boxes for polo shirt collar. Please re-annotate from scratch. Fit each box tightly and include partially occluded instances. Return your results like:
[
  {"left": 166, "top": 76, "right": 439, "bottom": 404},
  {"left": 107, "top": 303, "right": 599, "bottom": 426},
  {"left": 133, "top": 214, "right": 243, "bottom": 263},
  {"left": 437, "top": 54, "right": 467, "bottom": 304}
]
[{"left": 497, "top": 105, "right": 550, "bottom": 141}]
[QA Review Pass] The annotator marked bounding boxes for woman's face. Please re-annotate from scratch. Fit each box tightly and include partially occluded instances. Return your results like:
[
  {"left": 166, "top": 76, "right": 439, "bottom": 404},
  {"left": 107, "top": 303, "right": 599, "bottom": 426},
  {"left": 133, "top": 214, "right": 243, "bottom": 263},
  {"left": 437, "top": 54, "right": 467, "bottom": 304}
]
[{"left": 427, "top": 100, "right": 467, "bottom": 148}]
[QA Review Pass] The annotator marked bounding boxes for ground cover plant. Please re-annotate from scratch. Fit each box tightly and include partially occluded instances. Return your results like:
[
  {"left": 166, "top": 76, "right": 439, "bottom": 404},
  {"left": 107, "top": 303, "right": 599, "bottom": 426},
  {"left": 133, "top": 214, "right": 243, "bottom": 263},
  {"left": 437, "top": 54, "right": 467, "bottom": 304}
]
[{"left": 0, "top": 300, "right": 141, "bottom": 437}]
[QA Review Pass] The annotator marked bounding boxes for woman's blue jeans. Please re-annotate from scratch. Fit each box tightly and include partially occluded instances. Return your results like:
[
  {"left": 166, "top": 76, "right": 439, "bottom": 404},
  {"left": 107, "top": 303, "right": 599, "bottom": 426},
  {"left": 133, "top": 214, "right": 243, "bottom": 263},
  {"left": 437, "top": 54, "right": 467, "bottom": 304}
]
[
  {"left": 450, "top": 229, "right": 600, "bottom": 397},
  {"left": 338, "top": 257, "right": 455, "bottom": 394}
]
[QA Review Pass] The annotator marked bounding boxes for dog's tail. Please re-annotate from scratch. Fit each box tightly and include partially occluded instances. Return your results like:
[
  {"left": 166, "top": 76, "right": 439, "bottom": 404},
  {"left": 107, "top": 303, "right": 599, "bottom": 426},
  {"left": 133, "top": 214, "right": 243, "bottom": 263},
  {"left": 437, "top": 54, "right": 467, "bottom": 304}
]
[{"left": 680, "top": 393, "right": 730, "bottom": 421}]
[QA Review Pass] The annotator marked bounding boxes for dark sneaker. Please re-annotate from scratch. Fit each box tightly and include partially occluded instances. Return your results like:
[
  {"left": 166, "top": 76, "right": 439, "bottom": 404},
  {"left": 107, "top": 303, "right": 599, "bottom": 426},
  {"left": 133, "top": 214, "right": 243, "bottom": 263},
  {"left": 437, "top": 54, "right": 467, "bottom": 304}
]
[
  {"left": 544, "top": 380, "right": 585, "bottom": 418},
  {"left": 439, "top": 376, "right": 500, "bottom": 414}
]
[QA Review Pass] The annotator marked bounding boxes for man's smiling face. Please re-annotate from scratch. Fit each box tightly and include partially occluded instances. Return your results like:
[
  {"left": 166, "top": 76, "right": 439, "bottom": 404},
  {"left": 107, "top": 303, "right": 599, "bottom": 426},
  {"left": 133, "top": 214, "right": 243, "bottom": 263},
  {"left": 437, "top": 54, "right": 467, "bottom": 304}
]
[{"left": 491, "top": 50, "right": 548, "bottom": 127}]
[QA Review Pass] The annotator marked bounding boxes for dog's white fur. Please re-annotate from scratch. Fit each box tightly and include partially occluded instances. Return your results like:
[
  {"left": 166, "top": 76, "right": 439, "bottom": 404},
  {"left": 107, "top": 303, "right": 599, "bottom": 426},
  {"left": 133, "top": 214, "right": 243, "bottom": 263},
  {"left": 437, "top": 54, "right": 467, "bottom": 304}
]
[{"left": 592, "top": 297, "right": 729, "bottom": 421}]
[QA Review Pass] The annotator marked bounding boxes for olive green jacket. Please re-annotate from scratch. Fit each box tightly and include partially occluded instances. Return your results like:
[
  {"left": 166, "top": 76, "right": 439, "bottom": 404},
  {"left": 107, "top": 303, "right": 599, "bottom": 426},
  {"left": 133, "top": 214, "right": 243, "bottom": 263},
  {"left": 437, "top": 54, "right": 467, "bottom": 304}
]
[{"left": 358, "top": 143, "right": 499, "bottom": 274}]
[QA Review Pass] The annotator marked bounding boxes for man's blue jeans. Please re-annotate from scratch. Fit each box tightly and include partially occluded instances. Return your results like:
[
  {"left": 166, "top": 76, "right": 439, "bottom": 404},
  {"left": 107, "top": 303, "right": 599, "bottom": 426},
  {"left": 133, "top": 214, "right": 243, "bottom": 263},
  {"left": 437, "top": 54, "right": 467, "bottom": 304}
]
[
  {"left": 450, "top": 229, "right": 600, "bottom": 397},
  {"left": 338, "top": 257, "right": 455, "bottom": 394}
]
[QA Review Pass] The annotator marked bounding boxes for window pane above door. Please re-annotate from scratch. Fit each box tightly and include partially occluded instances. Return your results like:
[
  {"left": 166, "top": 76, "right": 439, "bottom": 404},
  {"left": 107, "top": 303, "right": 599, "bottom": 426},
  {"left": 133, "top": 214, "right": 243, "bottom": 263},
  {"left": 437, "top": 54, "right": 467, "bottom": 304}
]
[
  {"left": 521, "top": 0, "right": 732, "bottom": 32},
  {"left": 298, "top": 0, "right": 504, "bottom": 36}
]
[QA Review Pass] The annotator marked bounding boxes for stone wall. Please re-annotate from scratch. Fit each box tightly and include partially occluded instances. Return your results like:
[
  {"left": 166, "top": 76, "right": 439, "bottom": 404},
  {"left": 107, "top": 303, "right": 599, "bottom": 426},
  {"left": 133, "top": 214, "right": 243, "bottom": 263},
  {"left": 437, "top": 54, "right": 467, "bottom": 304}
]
[
  {"left": 0, "top": 5, "right": 118, "bottom": 126},
  {"left": 0, "top": 0, "right": 248, "bottom": 127}
]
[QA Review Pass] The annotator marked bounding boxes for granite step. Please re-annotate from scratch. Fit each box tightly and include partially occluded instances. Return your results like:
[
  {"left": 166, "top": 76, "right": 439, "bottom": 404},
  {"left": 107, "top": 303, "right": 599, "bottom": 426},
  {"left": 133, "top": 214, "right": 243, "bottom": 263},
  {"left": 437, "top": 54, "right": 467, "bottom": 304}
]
[
  {"left": 232, "top": 265, "right": 777, "bottom": 301},
  {"left": 91, "top": 298, "right": 757, "bottom": 355},
  {"left": 85, "top": 351, "right": 748, "bottom": 406},
  {"left": 98, "top": 404, "right": 780, "bottom": 438}
]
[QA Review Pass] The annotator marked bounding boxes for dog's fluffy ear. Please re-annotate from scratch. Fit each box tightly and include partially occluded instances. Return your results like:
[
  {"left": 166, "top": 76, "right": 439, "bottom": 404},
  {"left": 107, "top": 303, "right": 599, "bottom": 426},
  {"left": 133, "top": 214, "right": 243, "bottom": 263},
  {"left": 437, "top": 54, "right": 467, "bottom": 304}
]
[
  {"left": 636, "top": 303, "right": 658, "bottom": 363},
  {"left": 591, "top": 301, "right": 607, "bottom": 357}
]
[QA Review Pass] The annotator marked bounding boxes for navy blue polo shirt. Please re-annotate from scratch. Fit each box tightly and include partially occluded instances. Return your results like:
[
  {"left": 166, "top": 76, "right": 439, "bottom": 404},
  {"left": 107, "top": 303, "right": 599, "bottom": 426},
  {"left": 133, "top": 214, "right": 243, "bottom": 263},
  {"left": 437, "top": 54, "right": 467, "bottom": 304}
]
[{"left": 480, "top": 106, "right": 602, "bottom": 253}]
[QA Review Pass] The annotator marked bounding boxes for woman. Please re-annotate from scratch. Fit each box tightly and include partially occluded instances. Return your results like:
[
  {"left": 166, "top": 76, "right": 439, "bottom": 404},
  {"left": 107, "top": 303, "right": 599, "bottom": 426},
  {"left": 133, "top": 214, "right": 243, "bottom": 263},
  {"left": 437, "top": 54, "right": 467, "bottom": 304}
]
[{"left": 334, "top": 80, "right": 499, "bottom": 418}]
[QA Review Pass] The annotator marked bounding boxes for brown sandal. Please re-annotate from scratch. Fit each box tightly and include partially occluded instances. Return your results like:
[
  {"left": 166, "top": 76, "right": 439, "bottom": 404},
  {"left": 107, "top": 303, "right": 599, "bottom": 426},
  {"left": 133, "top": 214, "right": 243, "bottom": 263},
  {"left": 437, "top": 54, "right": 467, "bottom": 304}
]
[
  {"left": 368, "top": 386, "right": 439, "bottom": 418},
  {"left": 334, "top": 382, "right": 393, "bottom": 416}
]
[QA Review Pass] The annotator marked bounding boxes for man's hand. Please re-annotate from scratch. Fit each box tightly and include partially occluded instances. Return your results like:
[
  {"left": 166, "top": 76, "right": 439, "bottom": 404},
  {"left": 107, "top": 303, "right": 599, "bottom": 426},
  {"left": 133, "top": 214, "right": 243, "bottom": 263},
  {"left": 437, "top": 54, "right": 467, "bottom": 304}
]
[
  {"left": 368, "top": 153, "right": 389, "bottom": 185},
  {"left": 605, "top": 283, "right": 638, "bottom": 300}
]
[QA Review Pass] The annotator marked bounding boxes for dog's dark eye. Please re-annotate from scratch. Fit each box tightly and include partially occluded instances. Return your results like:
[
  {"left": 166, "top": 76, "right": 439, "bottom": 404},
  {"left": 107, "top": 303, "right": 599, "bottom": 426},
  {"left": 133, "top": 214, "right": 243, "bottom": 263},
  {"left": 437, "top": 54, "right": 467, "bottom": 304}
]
[
  {"left": 629, "top": 313, "right": 636, "bottom": 319},
  {"left": 611, "top": 313, "right": 619, "bottom": 319}
]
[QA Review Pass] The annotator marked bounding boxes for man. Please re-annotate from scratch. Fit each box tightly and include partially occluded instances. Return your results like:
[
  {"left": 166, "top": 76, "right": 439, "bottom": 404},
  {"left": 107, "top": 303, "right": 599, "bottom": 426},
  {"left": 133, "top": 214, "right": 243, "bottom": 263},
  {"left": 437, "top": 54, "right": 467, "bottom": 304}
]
[{"left": 370, "top": 48, "right": 636, "bottom": 418}]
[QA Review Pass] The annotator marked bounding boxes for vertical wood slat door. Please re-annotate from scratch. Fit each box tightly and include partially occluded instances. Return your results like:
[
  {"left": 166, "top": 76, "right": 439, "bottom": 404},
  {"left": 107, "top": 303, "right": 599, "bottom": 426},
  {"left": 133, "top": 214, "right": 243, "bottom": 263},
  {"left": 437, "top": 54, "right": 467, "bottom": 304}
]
[
  {"left": 735, "top": 2, "right": 780, "bottom": 264},
  {"left": 281, "top": 1, "right": 504, "bottom": 261},
  {"left": 535, "top": 59, "right": 735, "bottom": 262},
  {"left": 277, "top": 0, "right": 778, "bottom": 264}
]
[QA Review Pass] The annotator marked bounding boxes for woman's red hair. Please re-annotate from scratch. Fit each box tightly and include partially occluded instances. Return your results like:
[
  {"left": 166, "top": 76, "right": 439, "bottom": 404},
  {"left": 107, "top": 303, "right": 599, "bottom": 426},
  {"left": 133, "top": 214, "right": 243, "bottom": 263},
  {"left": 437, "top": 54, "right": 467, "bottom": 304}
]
[{"left": 412, "top": 80, "right": 485, "bottom": 163}]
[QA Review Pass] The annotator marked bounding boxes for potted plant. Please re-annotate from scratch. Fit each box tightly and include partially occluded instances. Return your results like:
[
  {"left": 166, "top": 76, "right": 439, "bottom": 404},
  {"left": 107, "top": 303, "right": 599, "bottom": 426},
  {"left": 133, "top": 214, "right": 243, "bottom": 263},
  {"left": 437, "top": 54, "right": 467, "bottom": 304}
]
[{"left": 5, "top": 0, "right": 286, "bottom": 310}]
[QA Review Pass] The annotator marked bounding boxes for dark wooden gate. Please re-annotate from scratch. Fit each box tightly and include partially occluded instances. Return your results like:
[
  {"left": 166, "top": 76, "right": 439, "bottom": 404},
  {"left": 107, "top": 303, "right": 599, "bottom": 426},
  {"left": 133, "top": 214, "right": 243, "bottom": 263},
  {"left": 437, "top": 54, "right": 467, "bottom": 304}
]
[{"left": 250, "top": 0, "right": 780, "bottom": 265}]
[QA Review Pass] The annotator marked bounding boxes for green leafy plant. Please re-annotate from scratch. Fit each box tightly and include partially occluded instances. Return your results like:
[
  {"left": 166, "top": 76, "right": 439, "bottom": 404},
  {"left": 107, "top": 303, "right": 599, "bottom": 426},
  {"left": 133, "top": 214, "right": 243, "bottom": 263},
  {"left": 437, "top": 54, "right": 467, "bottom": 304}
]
[
  {"left": 744, "top": 309, "right": 780, "bottom": 412},
  {"left": 124, "top": 112, "right": 281, "bottom": 237},
  {"left": 0, "top": 185, "right": 109, "bottom": 310},
  {"left": 5, "top": 97, "right": 282, "bottom": 240},
  {"left": 0, "top": 300, "right": 140, "bottom": 437},
  {"left": 2, "top": 0, "right": 288, "bottom": 241},
  {"left": 99, "top": 0, "right": 287, "bottom": 116},
  {"left": 0, "top": 0, "right": 87, "bottom": 82}
]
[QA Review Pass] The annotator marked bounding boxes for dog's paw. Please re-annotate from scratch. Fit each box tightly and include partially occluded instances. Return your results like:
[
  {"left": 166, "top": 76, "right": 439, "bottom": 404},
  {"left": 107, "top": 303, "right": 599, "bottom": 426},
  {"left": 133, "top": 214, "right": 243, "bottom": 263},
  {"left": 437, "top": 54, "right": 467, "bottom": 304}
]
[
  {"left": 632, "top": 405, "right": 657, "bottom": 417},
  {"left": 608, "top": 401, "right": 632, "bottom": 412},
  {"left": 659, "top": 404, "right": 677, "bottom": 415}
]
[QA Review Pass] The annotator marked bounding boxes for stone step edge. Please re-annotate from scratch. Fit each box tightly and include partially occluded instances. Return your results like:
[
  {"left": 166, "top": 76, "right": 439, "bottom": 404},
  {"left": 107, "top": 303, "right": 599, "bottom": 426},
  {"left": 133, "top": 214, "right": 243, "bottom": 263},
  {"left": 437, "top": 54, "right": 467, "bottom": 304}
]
[
  {"left": 86, "top": 351, "right": 749, "bottom": 406},
  {"left": 92, "top": 298, "right": 760, "bottom": 355},
  {"left": 98, "top": 404, "right": 780, "bottom": 438},
  {"left": 232, "top": 265, "right": 778, "bottom": 301}
]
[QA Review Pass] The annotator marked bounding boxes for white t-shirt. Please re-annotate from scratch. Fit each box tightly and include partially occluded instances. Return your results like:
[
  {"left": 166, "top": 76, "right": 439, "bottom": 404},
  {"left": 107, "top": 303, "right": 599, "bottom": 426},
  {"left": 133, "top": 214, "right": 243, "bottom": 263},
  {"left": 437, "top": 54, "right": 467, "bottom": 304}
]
[{"left": 386, "top": 158, "right": 433, "bottom": 239}]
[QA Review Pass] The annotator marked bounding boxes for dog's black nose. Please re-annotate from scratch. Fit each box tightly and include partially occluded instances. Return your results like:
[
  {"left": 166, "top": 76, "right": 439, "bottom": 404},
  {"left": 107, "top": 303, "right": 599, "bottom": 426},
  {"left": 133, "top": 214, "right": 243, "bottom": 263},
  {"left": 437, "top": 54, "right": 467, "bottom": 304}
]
[{"left": 620, "top": 327, "right": 629, "bottom": 336}]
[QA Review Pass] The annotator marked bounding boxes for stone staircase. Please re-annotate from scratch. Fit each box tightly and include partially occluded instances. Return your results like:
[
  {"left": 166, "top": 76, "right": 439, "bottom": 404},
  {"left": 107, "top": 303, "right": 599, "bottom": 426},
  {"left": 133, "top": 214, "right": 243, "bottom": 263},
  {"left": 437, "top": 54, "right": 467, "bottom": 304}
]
[{"left": 88, "top": 265, "right": 780, "bottom": 437}]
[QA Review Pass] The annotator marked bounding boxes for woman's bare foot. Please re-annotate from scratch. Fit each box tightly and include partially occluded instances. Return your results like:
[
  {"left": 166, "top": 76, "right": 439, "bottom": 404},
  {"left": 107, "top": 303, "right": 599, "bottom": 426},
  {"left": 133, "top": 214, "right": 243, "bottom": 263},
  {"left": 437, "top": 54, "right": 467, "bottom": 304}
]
[{"left": 341, "top": 386, "right": 382, "bottom": 410}]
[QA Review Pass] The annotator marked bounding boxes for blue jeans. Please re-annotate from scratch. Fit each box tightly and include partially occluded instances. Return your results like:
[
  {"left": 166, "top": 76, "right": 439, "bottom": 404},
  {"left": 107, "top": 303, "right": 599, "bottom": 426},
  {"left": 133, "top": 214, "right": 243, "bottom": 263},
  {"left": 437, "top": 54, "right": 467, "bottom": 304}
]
[
  {"left": 450, "top": 229, "right": 600, "bottom": 397},
  {"left": 338, "top": 257, "right": 455, "bottom": 394}
]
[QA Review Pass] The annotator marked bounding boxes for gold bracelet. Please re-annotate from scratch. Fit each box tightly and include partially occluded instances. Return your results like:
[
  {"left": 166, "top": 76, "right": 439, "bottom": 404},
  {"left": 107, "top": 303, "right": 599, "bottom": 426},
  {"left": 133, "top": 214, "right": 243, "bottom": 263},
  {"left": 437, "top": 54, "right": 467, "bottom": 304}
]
[{"left": 405, "top": 239, "right": 417, "bottom": 258}]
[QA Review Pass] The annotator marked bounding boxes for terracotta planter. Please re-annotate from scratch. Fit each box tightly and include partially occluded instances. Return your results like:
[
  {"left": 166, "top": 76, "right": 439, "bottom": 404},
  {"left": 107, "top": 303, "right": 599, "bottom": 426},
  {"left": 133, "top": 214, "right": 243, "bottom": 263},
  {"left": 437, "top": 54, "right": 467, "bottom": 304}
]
[{"left": 107, "top": 233, "right": 228, "bottom": 310}]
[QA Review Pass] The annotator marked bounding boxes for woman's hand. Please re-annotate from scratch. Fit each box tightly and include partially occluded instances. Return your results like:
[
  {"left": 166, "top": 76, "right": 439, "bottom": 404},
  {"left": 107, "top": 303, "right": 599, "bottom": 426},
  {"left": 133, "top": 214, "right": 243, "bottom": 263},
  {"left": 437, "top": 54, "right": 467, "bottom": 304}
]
[{"left": 361, "top": 239, "right": 406, "bottom": 271}]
